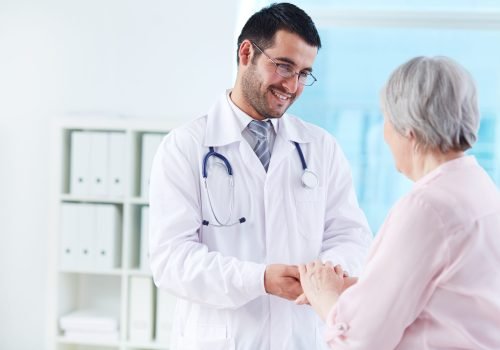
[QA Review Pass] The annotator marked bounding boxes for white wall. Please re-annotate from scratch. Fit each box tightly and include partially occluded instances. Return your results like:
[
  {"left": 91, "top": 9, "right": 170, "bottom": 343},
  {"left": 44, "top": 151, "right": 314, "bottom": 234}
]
[{"left": 0, "top": 0, "right": 240, "bottom": 348}]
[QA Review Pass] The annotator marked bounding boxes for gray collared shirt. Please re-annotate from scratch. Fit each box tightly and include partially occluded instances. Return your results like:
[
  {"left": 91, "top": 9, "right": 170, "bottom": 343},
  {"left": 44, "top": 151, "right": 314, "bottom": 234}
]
[{"left": 226, "top": 91, "right": 278, "bottom": 154}]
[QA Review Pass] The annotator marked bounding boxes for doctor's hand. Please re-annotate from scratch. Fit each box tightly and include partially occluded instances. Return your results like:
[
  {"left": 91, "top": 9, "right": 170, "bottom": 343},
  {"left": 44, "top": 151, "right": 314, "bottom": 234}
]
[
  {"left": 264, "top": 264, "right": 303, "bottom": 301},
  {"left": 298, "top": 260, "right": 344, "bottom": 321}
]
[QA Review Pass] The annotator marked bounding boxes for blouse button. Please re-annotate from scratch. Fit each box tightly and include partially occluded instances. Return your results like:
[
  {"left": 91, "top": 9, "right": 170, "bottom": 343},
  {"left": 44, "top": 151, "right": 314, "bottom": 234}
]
[{"left": 336, "top": 323, "right": 348, "bottom": 332}]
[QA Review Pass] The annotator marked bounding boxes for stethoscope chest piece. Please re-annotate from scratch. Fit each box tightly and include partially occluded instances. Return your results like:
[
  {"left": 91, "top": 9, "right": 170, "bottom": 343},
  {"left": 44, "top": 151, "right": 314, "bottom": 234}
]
[{"left": 301, "top": 169, "right": 318, "bottom": 189}]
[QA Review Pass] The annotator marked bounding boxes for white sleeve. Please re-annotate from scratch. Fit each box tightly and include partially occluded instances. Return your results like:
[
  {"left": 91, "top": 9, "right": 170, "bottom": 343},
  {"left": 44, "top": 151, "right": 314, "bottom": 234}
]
[
  {"left": 149, "top": 129, "right": 267, "bottom": 309},
  {"left": 319, "top": 140, "right": 373, "bottom": 276}
]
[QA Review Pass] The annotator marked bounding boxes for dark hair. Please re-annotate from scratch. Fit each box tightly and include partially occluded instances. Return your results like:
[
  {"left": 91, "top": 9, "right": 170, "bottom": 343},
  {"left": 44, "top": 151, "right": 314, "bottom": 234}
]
[{"left": 236, "top": 2, "right": 321, "bottom": 63}]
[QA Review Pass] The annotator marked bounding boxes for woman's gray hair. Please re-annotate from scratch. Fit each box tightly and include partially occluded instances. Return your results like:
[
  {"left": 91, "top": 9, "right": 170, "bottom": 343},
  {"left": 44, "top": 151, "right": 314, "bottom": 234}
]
[{"left": 381, "top": 56, "right": 480, "bottom": 152}]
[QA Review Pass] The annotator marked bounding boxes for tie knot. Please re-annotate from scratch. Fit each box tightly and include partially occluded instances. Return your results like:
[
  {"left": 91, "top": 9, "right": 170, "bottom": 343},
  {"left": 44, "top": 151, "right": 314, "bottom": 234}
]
[{"left": 248, "top": 120, "right": 272, "bottom": 140}]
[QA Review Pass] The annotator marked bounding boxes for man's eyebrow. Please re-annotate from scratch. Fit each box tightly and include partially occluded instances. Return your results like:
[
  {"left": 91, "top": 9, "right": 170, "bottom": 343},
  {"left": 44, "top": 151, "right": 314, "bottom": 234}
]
[{"left": 274, "top": 56, "right": 313, "bottom": 72}]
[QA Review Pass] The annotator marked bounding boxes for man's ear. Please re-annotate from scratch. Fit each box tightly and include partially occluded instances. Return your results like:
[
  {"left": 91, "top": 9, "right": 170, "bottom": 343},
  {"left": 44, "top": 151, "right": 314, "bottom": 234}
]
[{"left": 238, "top": 40, "right": 253, "bottom": 66}]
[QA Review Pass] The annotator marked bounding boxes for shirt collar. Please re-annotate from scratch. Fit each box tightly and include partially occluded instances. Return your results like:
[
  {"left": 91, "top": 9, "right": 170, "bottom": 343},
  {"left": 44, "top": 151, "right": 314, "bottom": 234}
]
[
  {"left": 415, "top": 155, "right": 477, "bottom": 186},
  {"left": 203, "top": 89, "right": 313, "bottom": 147},
  {"left": 226, "top": 90, "right": 279, "bottom": 135}
]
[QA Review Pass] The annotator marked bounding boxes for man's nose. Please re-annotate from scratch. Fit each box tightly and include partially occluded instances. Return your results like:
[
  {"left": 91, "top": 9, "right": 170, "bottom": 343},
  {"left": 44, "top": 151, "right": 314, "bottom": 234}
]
[{"left": 281, "top": 74, "right": 300, "bottom": 94}]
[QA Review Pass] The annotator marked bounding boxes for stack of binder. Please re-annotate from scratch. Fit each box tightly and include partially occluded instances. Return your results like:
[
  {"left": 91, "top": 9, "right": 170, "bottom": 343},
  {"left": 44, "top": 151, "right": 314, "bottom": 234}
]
[{"left": 60, "top": 309, "right": 119, "bottom": 342}]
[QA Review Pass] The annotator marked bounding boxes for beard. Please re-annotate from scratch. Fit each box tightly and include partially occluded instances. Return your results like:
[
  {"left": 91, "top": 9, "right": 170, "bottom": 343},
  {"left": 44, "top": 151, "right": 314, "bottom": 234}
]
[{"left": 240, "top": 63, "right": 296, "bottom": 119}]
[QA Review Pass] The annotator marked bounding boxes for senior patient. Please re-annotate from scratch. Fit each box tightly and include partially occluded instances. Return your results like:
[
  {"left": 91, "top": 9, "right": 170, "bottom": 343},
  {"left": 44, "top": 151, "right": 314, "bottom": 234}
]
[{"left": 298, "top": 56, "right": 500, "bottom": 349}]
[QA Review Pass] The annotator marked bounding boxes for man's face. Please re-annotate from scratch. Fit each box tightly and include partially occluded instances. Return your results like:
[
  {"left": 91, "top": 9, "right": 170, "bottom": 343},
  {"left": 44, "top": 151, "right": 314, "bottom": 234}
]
[{"left": 240, "top": 30, "right": 318, "bottom": 119}]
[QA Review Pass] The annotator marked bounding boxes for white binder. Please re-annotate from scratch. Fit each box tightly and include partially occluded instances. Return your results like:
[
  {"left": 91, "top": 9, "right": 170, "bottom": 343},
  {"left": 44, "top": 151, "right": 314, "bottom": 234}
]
[
  {"left": 141, "top": 134, "right": 164, "bottom": 198},
  {"left": 60, "top": 203, "right": 79, "bottom": 270},
  {"left": 108, "top": 132, "right": 126, "bottom": 197},
  {"left": 128, "top": 276, "right": 154, "bottom": 342},
  {"left": 94, "top": 204, "right": 121, "bottom": 270},
  {"left": 155, "top": 290, "right": 177, "bottom": 344},
  {"left": 89, "top": 132, "right": 109, "bottom": 197},
  {"left": 70, "top": 131, "right": 91, "bottom": 196},
  {"left": 77, "top": 203, "right": 96, "bottom": 270},
  {"left": 140, "top": 206, "right": 150, "bottom": 272}
]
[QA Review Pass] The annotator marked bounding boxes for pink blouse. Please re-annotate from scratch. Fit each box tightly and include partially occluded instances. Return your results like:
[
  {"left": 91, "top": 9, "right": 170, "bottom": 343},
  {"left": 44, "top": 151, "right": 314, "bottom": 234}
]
[{"left": 326, "top": 156, "right": 500, "bottom": 349}]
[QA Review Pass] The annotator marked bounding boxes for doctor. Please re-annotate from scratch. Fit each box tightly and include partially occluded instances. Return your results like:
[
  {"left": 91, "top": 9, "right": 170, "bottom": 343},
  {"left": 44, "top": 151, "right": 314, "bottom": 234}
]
[{"left": 149, "top": 3, "right": 372, "bottom": 350}]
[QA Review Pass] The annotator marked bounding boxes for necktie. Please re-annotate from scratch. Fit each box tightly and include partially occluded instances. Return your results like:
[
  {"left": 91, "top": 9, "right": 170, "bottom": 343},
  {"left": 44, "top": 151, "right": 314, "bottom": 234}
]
[{"left": 248, "top": 120, "right": 272, "bottom": 171}]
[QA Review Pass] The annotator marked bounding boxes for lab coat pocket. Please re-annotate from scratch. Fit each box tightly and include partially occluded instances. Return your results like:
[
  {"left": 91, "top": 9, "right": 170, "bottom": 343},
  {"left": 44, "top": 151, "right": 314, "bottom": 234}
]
[{"left": 294, "top": 186, "right": 325, "bottom": 241}]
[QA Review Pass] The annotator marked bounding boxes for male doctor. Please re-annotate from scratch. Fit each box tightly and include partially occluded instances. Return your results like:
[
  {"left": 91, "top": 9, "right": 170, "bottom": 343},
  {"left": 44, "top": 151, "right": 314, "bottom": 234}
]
[{"left": 149, "top": 3, "right": 372, "bottom": 350}]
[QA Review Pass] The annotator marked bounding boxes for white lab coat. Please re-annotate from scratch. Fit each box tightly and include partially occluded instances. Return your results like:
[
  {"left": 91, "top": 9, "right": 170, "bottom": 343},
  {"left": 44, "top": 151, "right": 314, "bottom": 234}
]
[{"left": 149, "top": 92, "right": 372, "bottom": 350}]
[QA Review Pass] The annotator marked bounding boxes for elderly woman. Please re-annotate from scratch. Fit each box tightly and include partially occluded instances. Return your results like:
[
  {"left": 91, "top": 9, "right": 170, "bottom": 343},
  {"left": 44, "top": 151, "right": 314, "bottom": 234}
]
[{"left": 298, "top": 56, "right": 500, "bottom": 349}]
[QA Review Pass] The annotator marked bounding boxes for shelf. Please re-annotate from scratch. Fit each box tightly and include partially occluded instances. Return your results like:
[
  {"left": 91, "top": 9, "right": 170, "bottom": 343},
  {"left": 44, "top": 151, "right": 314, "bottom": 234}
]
[
  {"left": 125, "top": 341, "right": 169, "bottom": 349},
  {"left": 57, "top": 335, "right": 120, "bottom": 347},
  {"left": 60, "top": 194, "right": 125, "bottom": 204},
  {"left": 129, "top": 197, "right": 149, "bottom": 205},
  {"left": 126, "top": 269, "right": 153, "bottom": 277},
  {"left": 52, "top": 119, "right": 177, "bottom": 350},
  {"left": 59, "top": 268, "right": 123, "bottom": 276}
]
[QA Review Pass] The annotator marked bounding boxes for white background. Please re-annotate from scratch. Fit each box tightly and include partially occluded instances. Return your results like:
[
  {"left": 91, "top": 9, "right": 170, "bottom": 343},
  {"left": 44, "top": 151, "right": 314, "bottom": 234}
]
[{"left": 0, "top": 0, "right": 239, "bottom": 348}]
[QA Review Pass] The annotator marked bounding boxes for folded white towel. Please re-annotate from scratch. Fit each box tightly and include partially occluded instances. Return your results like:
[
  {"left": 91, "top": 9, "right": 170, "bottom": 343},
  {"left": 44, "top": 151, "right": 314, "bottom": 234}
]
[
  {"left": 60, "top": 309, "right": 119, "bottom": 332},
  {"left": 63, "top": 329, "right": 120, "bottom": 343}
]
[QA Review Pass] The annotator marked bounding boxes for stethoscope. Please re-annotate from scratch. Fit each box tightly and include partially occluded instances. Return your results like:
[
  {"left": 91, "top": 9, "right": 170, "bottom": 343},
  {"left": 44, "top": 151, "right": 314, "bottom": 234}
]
[{"left": 201, "top": 141, "right": 318, "bottom": 227}]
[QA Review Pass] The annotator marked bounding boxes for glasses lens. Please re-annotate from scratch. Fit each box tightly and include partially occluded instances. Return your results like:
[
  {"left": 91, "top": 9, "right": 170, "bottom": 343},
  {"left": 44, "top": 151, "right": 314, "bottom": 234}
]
[
  {"left": 300, "top": 74, "right": 315, "bottom": 86},
  {"left": 276, "top": 65, "right": 293, "bottom": 78},
  {"left": 276, "top": 65, "right": 316, "bottom": 86}
]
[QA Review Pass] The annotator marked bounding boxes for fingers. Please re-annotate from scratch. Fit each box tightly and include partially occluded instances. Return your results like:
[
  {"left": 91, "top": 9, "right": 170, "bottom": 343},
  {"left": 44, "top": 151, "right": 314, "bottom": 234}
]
[
  {"left": 334, "top": 264, "right": 344, "bottom": 278},
  {"left": 294, "top": 293, "right": 310, "bottom": 305},
  {"left": 287, "top": 265, "right": 300, "bottom": 280},
  {"left": 305, "top": 259, "right": 322, "bottom": 272},
  {"left": 265, "top": 264, "right": 306, "bottom": 300},
  {"left": 298, "top": 264, "right": 306, "bottom": 278}
]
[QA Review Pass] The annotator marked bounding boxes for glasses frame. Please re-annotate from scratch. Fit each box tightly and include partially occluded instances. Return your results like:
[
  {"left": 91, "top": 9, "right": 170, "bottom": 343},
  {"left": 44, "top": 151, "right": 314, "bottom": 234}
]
[{"left": 251, "top": 41, "right": 317, "bottom": 86}]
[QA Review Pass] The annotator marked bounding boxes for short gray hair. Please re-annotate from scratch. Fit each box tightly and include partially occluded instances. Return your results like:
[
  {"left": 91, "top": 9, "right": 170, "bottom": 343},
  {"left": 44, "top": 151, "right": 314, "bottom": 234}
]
[{"left": 381, "top": 56, "right": 480, "bottom": 152}]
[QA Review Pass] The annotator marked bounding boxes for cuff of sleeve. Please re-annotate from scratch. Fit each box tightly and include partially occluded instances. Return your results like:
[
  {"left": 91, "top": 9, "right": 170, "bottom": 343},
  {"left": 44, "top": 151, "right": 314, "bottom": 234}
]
[
  {"left": 325, "top": 306, "right": 350, "bottom": 343},
  {"left": 242, "top": 262, "right": 267, "bottom": 298}
]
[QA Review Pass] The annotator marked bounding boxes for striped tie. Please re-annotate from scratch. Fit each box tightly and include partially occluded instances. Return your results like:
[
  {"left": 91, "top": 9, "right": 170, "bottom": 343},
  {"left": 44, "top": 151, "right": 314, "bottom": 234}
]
[{"left": 248, "top": 120, "right": 272, "bottom": 171}]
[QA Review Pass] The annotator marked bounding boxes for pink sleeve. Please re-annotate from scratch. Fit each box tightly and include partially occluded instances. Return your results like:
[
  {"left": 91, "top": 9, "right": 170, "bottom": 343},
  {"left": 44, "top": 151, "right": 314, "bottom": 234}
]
[{"left": 324, "top": 194, "right": 449, "bottom": 349}]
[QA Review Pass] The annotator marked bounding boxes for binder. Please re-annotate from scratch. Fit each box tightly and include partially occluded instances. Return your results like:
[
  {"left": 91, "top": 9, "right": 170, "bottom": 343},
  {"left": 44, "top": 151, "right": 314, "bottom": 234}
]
[
  {"left": 94, "top": 204, "right": 121, "bottom": 270},
  {"left": 140, "top": 206, "right": 150, "bottom": 272},
  {"left": 77, "top": 203, "right": 96, "bottom": 270},
  {"left": 89, "top": 132, "right": 109, "bottom": 197},
  {"left": 141, "top": 134, "right": 164, "bottom": 198},
  {"left": 108, "top": 132, "right": 126, "bottom": 197},
  {"left": 70, "top": 131, "right": 91, "bottom": 196},
  {"left": 60, "top": 203, "right": 79, "bottom": 270},
  {"left": 155, "top": 290, "right": 177, "bottom": 344},
  {"left": 128, "top": 276, "right": 154, "bottom": 342}
]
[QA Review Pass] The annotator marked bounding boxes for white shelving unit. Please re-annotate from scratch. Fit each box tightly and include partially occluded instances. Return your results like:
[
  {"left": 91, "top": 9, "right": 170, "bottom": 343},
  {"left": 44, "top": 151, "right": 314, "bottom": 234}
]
[{"left": 48, "top": 117, "right": 182, "bottom": 350}]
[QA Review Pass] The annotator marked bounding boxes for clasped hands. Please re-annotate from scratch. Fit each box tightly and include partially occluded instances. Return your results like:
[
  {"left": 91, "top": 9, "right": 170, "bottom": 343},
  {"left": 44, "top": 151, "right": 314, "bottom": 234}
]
[{"left": 264, "top": 261, "right": 357, "bottom": 320}]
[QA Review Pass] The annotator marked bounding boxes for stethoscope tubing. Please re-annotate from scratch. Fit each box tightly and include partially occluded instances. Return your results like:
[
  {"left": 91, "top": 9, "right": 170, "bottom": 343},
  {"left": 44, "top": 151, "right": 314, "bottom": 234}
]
[{"left": 202, "top": 141, "right": 317, "bottom": 227}]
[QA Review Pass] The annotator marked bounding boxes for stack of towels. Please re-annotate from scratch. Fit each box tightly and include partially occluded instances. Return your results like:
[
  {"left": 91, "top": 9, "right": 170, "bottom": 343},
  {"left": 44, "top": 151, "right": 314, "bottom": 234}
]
[{"left": 60, "top": 309, "right": 119, "bottom": 342}]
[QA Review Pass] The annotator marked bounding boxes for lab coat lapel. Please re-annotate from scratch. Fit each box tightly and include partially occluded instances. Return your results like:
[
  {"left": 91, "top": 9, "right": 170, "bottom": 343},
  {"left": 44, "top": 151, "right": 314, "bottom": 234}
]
[
  {"left": 268, "top": 132, "right": 294, "bottom": 174},
  {"left": 203, "top": 91, "right": 243, "bottom": 148},
  {"left": 239, "top": 140, "right": 267, "bottom": 181},
  {"left": 268, "top": 114, "right": 313, "bottom": 173},
  {"left": 203, "top": 91, "right": 266, "bottom": 180}
]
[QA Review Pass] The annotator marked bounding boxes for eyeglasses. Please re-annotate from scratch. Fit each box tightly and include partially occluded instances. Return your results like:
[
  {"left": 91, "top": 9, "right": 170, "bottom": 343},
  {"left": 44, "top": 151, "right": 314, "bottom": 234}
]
[{"left": 251, "top": 41, "right": 317, "bottom": 86}]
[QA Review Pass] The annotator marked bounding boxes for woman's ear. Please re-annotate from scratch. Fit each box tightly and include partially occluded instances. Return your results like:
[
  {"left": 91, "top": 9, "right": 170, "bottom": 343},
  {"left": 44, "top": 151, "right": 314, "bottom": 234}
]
[
  {"left": 407, "top": 130, "right": 420, "bottom": 153},
  {"left": 406, "top": 129, "right": 416, "bottom": 141}
]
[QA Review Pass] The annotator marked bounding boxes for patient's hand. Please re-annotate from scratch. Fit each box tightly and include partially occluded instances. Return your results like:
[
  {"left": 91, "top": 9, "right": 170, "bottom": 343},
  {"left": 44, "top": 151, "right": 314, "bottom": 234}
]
[
  {"left": 297, "top": 260, "right": 345, "bottom": 321},
  {"left": 295, "top": 275, "right": 357, "bottom": 305}
]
